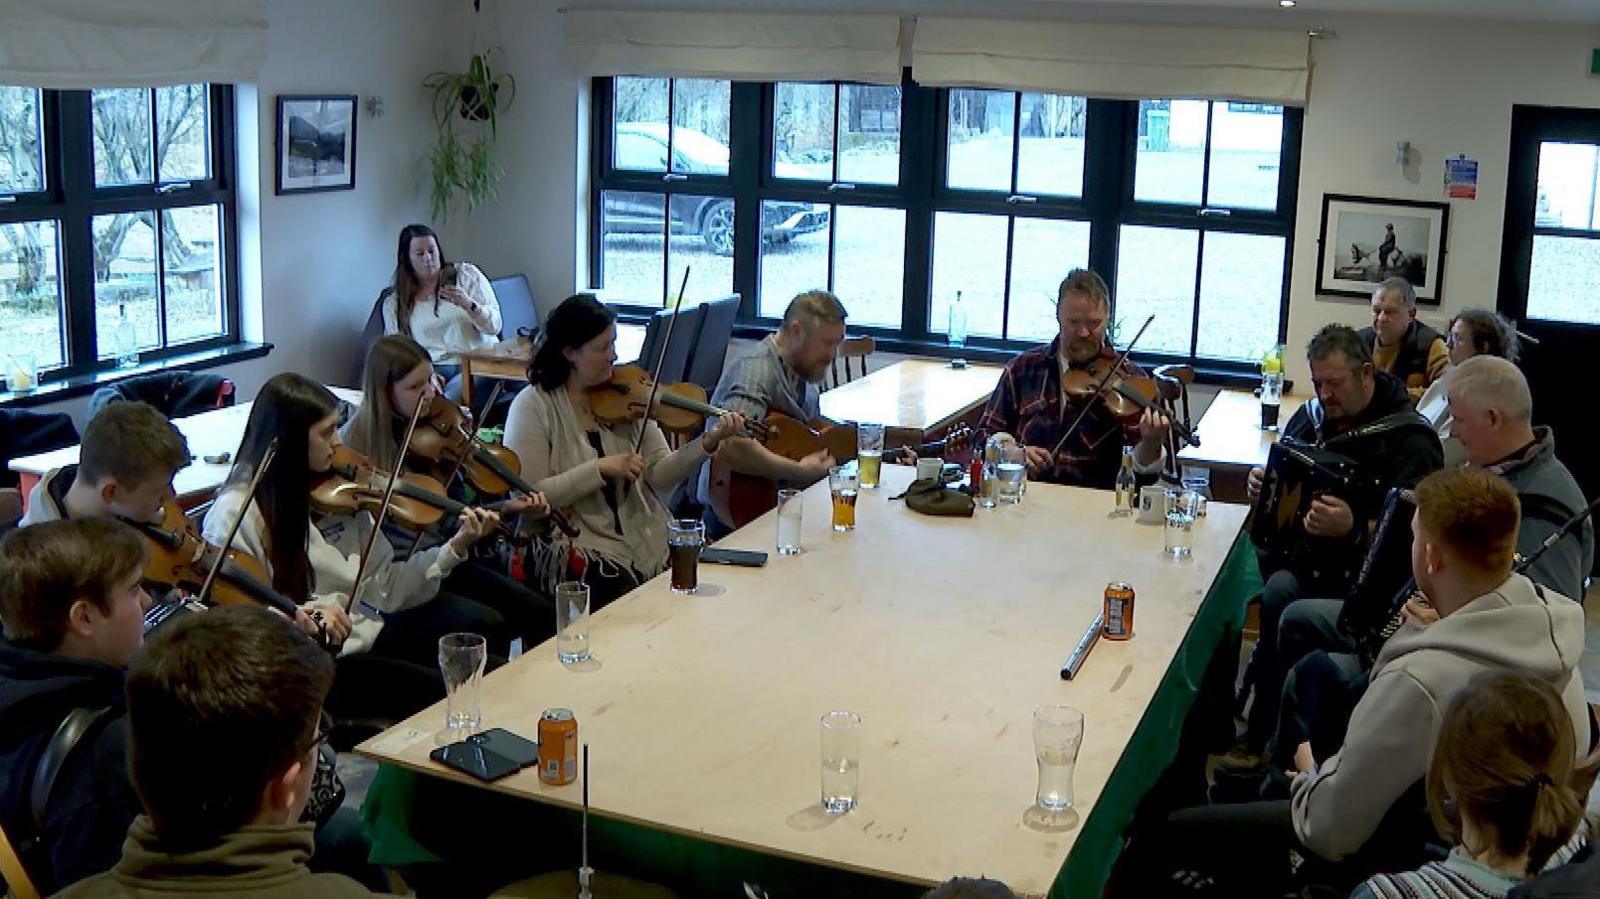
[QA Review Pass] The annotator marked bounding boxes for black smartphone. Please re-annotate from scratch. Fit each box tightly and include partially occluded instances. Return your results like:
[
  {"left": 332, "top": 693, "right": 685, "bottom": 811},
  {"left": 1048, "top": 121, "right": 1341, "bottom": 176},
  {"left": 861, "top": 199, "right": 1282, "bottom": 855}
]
[
  {"left": 701, "top": 547, "right": 769, "bottom": 567},
  {"left": 469, "top": 728, "right": 540, "bottom": 767},
  {"left": 430, "top": 740, "right": 521, "bottom": 782}
]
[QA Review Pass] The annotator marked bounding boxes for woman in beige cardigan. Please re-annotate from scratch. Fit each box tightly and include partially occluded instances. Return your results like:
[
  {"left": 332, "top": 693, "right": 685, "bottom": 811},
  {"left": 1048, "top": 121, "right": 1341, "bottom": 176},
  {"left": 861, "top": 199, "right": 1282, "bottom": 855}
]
[{"left": 503, "top": 294, "right": 742, "bottom": 607}]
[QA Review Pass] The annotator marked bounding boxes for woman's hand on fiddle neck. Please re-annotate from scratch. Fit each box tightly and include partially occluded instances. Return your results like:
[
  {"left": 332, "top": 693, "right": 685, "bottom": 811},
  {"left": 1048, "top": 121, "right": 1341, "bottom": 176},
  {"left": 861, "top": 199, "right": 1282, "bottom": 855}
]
[
  {"left": 447, "top": 507, "right": 500, "bottom": 555},
  {"left": 501, "top": 492, "right": 550, "bottom": 518},
  {"left": 701, "top": 412, "right": 746, "bottom": 453}
]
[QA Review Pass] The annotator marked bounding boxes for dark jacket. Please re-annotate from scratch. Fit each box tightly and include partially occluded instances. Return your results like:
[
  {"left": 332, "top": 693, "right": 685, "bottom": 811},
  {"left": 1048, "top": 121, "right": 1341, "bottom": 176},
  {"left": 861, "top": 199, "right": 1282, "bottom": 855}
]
[
  {"left": 1510, "top": 842, "right": 1600, "bottom": 898},
  {"left": 1493, "top": 427, "right": 1595, "bottom": 604},
  {"left": 1358, "top": 320, "right": 1443, "bottom": 389},
  {"left": 0, "top": 640, "right": 140, "bottom": 894},
  {"left": 53, "top": 816, "right": 378, "bottom": 897}
]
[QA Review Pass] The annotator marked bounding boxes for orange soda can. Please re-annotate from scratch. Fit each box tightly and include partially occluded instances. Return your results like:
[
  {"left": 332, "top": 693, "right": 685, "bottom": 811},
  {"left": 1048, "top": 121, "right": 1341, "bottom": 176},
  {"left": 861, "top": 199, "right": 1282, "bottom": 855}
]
[
  {"left": 538, "top": 708, "right": 578, "bottom": 785},
  {"left": 1102, "top": 582, "right": 1135, "bottom": 640}
]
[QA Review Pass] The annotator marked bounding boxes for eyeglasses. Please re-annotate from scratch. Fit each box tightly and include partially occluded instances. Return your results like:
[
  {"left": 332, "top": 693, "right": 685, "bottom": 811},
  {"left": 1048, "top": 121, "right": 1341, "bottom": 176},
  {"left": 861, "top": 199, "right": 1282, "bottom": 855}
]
[{"left": 303, "top": 710, "right": 333, "bottom": 757}]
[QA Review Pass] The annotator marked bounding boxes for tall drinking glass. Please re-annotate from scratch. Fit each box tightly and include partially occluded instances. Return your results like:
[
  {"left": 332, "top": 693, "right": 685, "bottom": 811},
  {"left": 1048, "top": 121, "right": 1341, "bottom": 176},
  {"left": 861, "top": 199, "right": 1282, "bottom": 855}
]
[
  {"left": 776, "top": 488, "right": 803, "bottom": 555},
  {"left": 668, "top": 519, "right": 705, "bottom": 594},
  {"left": 857, "top": 423, "right": 885, "bottom": 489},
  {"left": 438, "top": 633, "right": 487, "bottom": 733},
  {"left": 829, "top": 465, "right": 858, "bottom": 532},
  {"left": 1180, "top": 464, "right": 1211, "bottom": 518},
  {"left": 1032, "top": 705, "right": 1084, "bottom": 812},
  {"left": 820, "top": 711, "right": 861, "bottom": 814},
  {"left": 555, "top": 581, "right": 590, "bottom": 664},
  {"left": 1260, "top": 371, "right": 1284, "bottom": 432},
  {"left": 996, "top": 444, "right": 1027, "bottom": 505},
  {"left": 1165, "top": 491, "right": 1199, "bottom": 557}
]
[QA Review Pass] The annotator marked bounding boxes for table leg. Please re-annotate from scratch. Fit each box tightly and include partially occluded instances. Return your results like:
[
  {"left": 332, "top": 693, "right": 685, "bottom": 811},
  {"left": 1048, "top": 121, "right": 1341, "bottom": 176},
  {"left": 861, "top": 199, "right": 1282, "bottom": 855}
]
[{"left": 460, "top": 358, "right": 475, "bottom": 409}]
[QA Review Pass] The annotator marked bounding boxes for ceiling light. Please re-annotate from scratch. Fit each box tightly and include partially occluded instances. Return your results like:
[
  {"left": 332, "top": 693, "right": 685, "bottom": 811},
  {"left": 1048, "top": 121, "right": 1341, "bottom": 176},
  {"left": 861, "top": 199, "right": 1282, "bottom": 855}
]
[{"left": 1279, "top": 0, "right": 1296, "bottom": 6}]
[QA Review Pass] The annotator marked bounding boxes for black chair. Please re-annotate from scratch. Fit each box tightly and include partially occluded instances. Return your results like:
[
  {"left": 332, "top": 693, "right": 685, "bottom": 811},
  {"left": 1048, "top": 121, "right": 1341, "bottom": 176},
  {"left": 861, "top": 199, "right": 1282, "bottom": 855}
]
[
  {"left": 685, "top": 294, "right": 740, "bottom": 391},
  {"left": 0, "top": 408, "right": 79, "bottom": 490},
  {"left": 349, "top": 290, "right": 388, "bottom": 387},
  {"left": 489, "top": 274, "right": 540, "bottom": 341},
  {"left": 634, "top": 305, "right": 704, "bottom": 384},
  {"left": 88, "top": 371, "right": 235, "bottom": 421}
]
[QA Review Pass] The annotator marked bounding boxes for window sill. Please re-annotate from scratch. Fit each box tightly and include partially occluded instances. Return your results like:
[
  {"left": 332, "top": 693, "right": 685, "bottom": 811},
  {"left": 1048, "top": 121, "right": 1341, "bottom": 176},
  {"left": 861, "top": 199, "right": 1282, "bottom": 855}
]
[{"left": 0, "top": 342, "right": 274, "bottom": 409}]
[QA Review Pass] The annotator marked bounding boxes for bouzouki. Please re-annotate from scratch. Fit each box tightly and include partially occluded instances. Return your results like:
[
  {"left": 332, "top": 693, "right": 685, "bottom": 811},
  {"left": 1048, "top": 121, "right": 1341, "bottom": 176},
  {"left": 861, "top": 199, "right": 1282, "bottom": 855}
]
[{"left": 708, "top": 419, "right": 973, "bottom": 529}]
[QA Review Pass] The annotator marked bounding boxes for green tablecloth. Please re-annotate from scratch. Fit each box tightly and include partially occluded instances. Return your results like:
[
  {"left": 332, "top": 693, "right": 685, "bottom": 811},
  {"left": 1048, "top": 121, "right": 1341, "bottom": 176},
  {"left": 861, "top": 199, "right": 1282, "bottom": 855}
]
[{"left": 363, "top": 531, "right": 1263, "bottom": 898}]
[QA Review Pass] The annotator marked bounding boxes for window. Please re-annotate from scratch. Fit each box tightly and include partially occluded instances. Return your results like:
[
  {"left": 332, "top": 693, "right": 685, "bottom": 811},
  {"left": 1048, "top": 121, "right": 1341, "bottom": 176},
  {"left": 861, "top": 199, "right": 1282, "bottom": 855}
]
[
  {"left": 0, "top": 84, "right": 237, "bottom": 381},
  {"left": 591, "top": 77, "right": 1301, "bottom": 370}
]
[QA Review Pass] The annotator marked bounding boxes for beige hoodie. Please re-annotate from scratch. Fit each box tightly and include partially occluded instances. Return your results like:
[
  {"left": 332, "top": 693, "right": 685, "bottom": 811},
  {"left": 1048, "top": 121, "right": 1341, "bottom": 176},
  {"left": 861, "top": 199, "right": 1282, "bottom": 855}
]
[{"left": 1290, "top": 573, "right": 1587, "bottom": 860}]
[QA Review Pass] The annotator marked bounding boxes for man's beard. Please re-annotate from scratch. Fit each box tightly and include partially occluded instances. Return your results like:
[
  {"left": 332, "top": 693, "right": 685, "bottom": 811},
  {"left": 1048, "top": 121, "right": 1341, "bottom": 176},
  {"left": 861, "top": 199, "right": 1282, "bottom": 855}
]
[{"left": 1063, "top": 337, "right": 1103, "bottom": 364}]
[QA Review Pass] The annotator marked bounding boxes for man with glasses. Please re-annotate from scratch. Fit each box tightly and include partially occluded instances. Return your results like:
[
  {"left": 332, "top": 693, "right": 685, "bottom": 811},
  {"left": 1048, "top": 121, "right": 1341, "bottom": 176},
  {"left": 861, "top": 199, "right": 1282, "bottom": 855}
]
[
  {"left": 977, "top": 268, "right": 1169, "bottom": 487},
  {"left": 56, "top": 604, "right": 379, "bottom": 898}
]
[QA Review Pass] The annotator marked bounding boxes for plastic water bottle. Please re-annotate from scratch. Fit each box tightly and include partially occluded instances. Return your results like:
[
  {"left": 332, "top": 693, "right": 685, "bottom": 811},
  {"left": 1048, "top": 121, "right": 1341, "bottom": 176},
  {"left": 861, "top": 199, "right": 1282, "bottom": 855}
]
[
  {"left": 947, "top": 290, "right": 968, "bottom": 348},
  {"left": 114, "top": 302, "right": 139, "bottom": 369}
]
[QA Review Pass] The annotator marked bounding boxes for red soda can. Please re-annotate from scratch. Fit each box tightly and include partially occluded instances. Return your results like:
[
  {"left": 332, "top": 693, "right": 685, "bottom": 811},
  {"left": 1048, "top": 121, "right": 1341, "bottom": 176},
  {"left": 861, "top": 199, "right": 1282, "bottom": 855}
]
[
  {"left": 1102, "top": 582, "right": 1135, "bottom": 640},
  {"left": 538, "top": 708, "right": 578, "bottom": 785}
]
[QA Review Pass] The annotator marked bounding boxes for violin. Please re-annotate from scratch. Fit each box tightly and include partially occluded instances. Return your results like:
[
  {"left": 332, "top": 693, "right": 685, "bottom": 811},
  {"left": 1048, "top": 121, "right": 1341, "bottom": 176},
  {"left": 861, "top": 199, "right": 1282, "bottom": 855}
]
[
  {"left": 130, "top": 499, "right": 301, "bottom": 620},
  {"left": 313, "top": 446, "right": 463, "bottom": 532},
  {"left": 1059, "top": 351, "right": 1198, "bottom": 447},
  {"left": 408, "top": 401, "right": 580, "bottom": 538},
  {"left": 586, "top": 364, "right": 768, "bottom": 438}
]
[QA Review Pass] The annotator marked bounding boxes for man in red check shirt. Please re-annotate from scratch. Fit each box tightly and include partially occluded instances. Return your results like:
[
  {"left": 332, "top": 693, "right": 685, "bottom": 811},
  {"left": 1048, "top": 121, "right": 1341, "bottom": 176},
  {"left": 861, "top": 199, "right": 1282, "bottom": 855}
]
[{"left": 977, "top": 269, "right": 1169, "bottom": 488}]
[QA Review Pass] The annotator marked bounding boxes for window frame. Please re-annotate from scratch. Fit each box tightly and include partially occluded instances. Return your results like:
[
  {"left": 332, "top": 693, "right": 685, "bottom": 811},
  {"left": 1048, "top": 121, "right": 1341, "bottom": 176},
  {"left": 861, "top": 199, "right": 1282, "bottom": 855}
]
[
  {"left": 0, "top": 84, "right": 240, "bottom": 384},
  {"left": 589, "top": 75, "right": 1302, "bottom": 374}
]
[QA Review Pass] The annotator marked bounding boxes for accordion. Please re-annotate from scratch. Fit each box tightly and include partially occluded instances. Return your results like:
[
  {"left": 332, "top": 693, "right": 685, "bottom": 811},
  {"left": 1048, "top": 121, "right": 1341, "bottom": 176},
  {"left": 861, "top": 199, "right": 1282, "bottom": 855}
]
[
  {"left": 1337, "top": 487, "right": 1419, "bottom": 664},
  {"left": 1250, "top": 439, "right": 1359, "bottom": 576}
]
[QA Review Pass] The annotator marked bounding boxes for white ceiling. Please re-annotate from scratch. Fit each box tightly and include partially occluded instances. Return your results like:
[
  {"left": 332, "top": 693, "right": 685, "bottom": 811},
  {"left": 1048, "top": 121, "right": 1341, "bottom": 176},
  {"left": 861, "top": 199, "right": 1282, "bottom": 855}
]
[{"left": 1010, "top": 0, "right": 1600, "bottom": 24}]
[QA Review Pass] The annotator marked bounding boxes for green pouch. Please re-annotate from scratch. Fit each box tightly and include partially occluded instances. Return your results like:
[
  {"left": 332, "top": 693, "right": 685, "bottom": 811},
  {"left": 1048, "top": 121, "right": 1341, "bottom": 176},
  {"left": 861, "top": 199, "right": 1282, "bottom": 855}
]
[{"left": 892, "top": 478, "right": 975, "bottom": 517}]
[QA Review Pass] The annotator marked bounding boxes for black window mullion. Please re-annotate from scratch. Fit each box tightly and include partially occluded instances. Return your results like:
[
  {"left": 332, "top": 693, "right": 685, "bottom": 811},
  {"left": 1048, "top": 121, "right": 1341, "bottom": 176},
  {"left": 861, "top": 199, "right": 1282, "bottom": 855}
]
[
  {"left": 152, "top": 208, "right": 168, "bottom": 349},
  {"left": 1009, "top": 93, "right": 1023, "bottom": 195},
  {"left": 147, "top": 88, "right": 160, "bottom": 185},
  {"left": 1189, "top": 230, "right": 1205, "bottom": 358},
  {"left": 899, "top": 77, "right": 936, "bottom": 339},
  {"left": 1000, "top": 217, "right": 1017, "bottom": 338},
  {"left": 831, "top": 83, "right": 842, "bottom": 183},
  {"left": 57, "top": 90, "right": 98, "bottom": 374},
  {"left": 1198, "top": 102, "right": 1215, "bottom": 207}
]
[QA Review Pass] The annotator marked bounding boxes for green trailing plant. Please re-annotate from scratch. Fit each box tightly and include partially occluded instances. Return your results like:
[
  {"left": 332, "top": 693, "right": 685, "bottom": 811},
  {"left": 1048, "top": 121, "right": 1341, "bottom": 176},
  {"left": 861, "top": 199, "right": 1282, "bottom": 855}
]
[{"left": 423, "top": 49, "right": 516, "bottom": 220}]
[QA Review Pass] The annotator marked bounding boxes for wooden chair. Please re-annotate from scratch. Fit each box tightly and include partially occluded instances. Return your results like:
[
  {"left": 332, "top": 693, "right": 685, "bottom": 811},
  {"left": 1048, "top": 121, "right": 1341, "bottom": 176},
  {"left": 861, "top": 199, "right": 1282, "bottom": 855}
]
[
  {"left": 0, "top": 488, "right": 22, "bottom": 534},
  {"left": 827, "top": 336, "right": 876, "bottom": 391},
  {"left": 0, "top": 816, "right": 41, "bottom": 899},
  {"left": 1152, "top": 364, "right": 1196, "bottom": 476}
]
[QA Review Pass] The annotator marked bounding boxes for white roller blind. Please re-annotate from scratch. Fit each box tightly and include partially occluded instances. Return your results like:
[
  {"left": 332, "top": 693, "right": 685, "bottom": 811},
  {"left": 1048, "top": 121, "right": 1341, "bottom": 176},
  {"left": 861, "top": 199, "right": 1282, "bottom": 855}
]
[
  {"left": 0, "top": 0, "right": 267, "bottom": 88},
  {"left": 564, "top": 9, "right": 904, "bottom": 85},
  {"left": 912, "top": 18, "right": 1309, "bottom": 105}
]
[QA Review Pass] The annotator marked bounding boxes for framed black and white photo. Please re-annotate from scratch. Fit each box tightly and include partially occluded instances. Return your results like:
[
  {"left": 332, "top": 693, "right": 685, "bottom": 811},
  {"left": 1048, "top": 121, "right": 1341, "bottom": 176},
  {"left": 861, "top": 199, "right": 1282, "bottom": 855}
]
[
  {"left": 1316, "top": 194, "right": 1449, "bottom": 304},
  {"left": 275, "top": 94, "right": 357, "bottom": 195}
]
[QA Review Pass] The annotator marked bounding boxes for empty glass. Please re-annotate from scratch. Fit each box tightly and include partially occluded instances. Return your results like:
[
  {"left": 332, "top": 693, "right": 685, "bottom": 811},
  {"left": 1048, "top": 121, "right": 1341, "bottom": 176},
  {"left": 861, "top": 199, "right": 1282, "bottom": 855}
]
[
  {"left": 821, "top": 711, "right": 861, "bottom": 814},
  {"left": 857, "top": 423, "right": 885, "bottom": 489},
  {"left": 555, "top": 581, "right": 591, "bottom": 664},
  {"left": 1027, "top": 704, "right": 1084, "bottom": 832},
  {"left": 1179, "top": 465, "right": 1211, "bottom": 518},
  {"left": 776, "top": 488, "right": 803, "bottom": 555},
  {"left": 438, "top": 633, "right": 487, "bottom": 733},
  {"left": 1165, "top": 490, "right": 1199, "bottom": 558}
]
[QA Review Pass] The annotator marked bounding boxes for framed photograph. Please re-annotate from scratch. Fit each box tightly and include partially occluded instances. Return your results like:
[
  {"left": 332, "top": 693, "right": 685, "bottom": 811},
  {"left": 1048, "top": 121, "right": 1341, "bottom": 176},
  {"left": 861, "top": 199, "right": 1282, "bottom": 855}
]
[
  {"left": 275, "top": 94, "right": 357, "bottom": 195},
  {"left": 1315, "top": 194, "right": 1449, "bottom": 304}
]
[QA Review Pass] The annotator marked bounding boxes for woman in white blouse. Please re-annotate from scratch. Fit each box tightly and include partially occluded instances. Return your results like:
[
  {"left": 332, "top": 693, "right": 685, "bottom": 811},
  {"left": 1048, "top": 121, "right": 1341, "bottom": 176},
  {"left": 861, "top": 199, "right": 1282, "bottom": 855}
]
[{"left": 380, "top": 223, "right": 502, "bottom": 401}]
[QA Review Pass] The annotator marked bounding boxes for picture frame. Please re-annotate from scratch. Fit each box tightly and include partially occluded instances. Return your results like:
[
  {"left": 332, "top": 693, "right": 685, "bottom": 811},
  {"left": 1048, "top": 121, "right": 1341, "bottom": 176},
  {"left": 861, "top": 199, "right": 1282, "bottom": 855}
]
[
  {"left": 275, "top": 94, "right": 357, "bottom": 195},
  {"left": 1315, "top": 194, "right": 1449, "bottom": 304}
]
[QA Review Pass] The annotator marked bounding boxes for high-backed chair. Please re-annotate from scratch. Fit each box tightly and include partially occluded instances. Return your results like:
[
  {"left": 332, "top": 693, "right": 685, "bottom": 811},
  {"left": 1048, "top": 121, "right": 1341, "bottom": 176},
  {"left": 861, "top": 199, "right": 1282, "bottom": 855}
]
[
  {"left": 490, "top": 274, "right": 540, "bottom": 341},
  {"left": 0, "top": 409, "right": 79, "bottom": 490},
  {"left": 827, "top": 336, "right": 876, "bottom": 390},
  {"left": 685, "top": 294, "right": 740, "bottom": 391},
  {"left": 634, "top": 306, "right": 704, "bottom": 384},
  {"left": 349, "top": 290, "right": 388, "bottom": 387}
]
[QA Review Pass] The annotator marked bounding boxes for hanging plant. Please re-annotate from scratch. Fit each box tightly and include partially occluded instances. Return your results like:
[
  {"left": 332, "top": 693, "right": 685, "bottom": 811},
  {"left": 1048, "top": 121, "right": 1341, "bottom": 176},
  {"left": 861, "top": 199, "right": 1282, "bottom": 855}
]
[{"left": 423, "top": 48, "right": 517, "bottom": 220}]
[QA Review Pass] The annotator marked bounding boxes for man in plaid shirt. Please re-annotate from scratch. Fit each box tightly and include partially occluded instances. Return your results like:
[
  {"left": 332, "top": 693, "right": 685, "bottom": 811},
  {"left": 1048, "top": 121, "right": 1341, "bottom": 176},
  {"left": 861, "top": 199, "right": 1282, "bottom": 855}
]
[{"left": 977, "top": 269, "right": 1169, "bottom": 488}]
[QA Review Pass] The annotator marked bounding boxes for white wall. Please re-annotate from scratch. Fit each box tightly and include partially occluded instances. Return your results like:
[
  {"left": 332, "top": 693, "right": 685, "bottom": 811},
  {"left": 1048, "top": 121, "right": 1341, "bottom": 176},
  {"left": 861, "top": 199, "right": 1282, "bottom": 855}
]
[
  {"left": 458, "top": 1, "right": 1600, "bottom": 388},
  {"left": 31, "top": 0, "right": 455, "bottom": 427}
]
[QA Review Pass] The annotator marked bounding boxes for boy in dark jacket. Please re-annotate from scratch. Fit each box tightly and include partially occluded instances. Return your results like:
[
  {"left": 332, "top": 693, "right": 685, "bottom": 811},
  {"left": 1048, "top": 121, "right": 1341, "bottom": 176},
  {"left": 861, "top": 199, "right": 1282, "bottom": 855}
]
[{"left": 0, "top": 518, "right": 150, "bottom": 893}]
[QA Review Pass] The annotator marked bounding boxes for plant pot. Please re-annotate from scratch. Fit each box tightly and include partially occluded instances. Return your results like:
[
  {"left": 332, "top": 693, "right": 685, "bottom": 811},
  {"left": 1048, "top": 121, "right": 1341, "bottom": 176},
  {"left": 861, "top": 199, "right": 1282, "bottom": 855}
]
[{"left": 458, "top": 83, "right": 499, "bottom": 121}]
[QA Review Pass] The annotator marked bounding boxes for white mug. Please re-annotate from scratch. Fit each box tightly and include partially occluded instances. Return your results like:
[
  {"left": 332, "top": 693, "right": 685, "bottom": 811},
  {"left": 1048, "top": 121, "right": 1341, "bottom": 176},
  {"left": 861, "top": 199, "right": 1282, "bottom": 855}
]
[
  {"left": 1138, "top": 486, "right": 1171, "bottom": 524},
  {"left": 916, "top": 457, "right": 943, "bottom": 481}
]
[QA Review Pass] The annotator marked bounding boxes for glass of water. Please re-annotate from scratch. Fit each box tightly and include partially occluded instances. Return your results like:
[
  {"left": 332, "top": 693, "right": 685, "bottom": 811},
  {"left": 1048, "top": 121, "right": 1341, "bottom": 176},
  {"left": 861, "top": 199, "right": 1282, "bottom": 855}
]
[
  {"left": 1165, "top": 491, "right": 1199, "bottom": 558},
  {"left": 438, "top": 633, "right": 487, "bottom": 733},
  {"left": 820, "top": 710, "right": 861, "bottom": 814},
  {"left": 555, "top": 581, "right": 591, "bottom": 664},
  {"left": 857, "top": 423, "right": 885, "bottom": 489},
  {"left": 996, "top": 444, "right": 1027, "bottom": 504},
  {"left": 776, "top": 488, "right": 803, "bottom": 555},
  {"left": 1032, "top": 705, "right": 1084, "bottom": 814}
]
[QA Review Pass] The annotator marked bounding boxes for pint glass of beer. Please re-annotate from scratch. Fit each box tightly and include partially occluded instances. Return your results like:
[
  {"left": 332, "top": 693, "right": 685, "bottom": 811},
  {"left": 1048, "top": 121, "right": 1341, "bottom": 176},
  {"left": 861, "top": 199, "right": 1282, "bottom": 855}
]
[
  {"left": 828, "top": 465, "right": 859, "bottom": 532},
  {"left": 668, "top": 519, "right": 705, "bottom": 594}
]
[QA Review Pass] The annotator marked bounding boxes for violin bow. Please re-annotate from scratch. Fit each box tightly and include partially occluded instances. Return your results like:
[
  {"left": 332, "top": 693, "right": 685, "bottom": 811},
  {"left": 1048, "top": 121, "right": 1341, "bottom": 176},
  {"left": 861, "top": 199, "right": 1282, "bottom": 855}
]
[
  {"left": 347, "top": 388, "right": 431, "bottom": 612},
  {"left": 198, "top": 439, "right": 278, "bottom": 607},
  {"left": 633, "top": 266, "right": 692, "bottom": 455},
  {"left": 1050, "top": 314, "right": 1156, "bottom": 459}
]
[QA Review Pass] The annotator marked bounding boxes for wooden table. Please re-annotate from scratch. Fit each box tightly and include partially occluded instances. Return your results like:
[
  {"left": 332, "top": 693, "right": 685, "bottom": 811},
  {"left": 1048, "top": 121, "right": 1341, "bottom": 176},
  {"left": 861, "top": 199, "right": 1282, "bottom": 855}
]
[
  {"left": 359, "top": 466, "right": 1249, "bottom": 897},
  {"left": 9, "top": 386, "right": 362, "bottom": 511},
  {"left": 1178, "top": 388, "right": 1308, "bottom": 503},
  {"left": 458, "top": 323, "right": 646, "bottom": 409},
  {"left": 819, "top": 359, "right": 1002, "bottom": 445}
]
